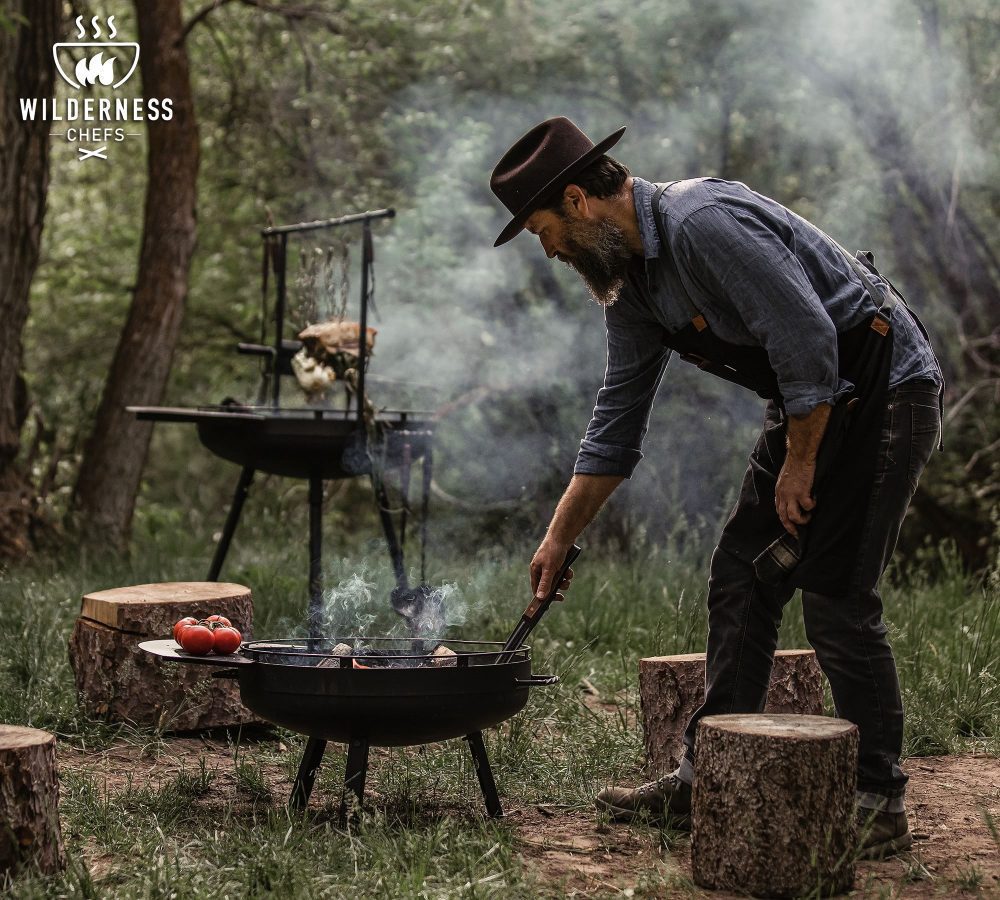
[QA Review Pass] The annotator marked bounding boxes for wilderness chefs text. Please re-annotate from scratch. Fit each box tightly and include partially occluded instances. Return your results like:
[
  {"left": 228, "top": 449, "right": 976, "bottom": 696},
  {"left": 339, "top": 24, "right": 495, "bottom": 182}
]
[{"left": 19, "top": 96, "right": 173, "bottom": 144}]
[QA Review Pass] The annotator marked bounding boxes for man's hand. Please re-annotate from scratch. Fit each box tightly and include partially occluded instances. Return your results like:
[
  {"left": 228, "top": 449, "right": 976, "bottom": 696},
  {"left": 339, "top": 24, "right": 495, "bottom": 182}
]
[
  {"left": 530, "top": 540, "right": 575, "bottom": 601},
  {"left": 530, "top": 473, "right": 622, "bottom": 599},
  {"left": 775, "top": 458, "right": 817, "bottom": 537},
  {"left": 777, "top": 402, "right": 831, "bottom": 537}
]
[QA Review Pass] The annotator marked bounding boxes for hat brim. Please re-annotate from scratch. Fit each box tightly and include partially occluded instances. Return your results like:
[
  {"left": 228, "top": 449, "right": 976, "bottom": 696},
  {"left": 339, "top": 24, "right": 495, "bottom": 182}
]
[{"left": 493, "top": 125, "right": 627, "bottom": 247}]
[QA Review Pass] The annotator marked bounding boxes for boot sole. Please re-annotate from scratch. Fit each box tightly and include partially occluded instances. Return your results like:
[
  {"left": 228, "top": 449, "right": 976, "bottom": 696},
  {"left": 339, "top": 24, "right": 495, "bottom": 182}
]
[
  {"left": 858, "top": 829, "right": 913, "bottom": 861},
  {"left": 594, "top": 798, "right": 690, "bottom": 829}
]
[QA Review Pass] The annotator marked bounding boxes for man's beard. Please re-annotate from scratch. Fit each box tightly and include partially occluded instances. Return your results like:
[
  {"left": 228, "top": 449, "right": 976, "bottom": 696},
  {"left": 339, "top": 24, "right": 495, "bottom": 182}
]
[{"left": 558, "top": 215, "right": 633, "bottom": 306}]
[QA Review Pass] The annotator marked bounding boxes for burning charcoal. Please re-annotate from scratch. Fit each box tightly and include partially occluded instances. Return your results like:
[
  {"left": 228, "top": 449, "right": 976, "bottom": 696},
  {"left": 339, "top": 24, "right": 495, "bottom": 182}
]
[
  {"left": 317, "top": 642, "right": 353, "bottom": 668},
  {"left": 429, "top": 644, "right": 457, "bottom": 667}
]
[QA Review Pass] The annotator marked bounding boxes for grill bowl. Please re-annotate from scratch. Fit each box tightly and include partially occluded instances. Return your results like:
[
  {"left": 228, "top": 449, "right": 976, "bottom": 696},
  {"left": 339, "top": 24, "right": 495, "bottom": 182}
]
[{"left": 142, "top": 638, "right": 548, "bottom": 747}]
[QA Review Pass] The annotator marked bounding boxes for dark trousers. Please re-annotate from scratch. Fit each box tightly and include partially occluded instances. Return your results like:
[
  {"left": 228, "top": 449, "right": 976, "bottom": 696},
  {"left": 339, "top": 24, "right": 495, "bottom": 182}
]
[{"left": 682, "top": 379, "right": 941, "bottom": 799}]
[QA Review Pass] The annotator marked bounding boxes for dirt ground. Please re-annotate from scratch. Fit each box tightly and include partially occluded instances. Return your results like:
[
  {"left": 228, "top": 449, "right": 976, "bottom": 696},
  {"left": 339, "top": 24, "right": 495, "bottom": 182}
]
[
  {"left": 57, "top": 738, "right": 998, "bottom": 898},
  {"left": 509, "top": 754, "right": 1000, "bottom": 898}
]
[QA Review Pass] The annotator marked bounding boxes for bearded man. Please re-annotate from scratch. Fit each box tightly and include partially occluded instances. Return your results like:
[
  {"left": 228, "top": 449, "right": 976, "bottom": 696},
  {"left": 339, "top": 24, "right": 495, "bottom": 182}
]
[{"left": 490, "top": 117, "right": 942, "bottom": 859}]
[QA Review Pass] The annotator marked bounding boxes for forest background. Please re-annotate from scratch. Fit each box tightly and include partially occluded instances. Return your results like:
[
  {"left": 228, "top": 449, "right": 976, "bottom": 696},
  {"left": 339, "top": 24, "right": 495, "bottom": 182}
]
[{"left": 0, "top": 0, "right": 997, "bottom": 578}]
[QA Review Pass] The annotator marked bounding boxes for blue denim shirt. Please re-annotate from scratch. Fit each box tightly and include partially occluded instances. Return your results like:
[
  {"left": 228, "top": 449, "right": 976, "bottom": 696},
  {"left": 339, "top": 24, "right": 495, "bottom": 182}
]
[{"left": 575, "top": 177, "right": 942, "bottom": 478}]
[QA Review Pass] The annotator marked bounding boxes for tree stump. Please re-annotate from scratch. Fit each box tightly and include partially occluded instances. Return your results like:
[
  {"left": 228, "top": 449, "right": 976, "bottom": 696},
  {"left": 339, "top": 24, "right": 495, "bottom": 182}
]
[
  {"left": 68, "top": 582, "right": 256, "bottom": 731},
  {"left": 691, "top": 714, "right": 858, "bottom": 898},
  {"left": 640, "top": 649, "right": 824, "bottom": 776},
  {"left": 0, "top": 726, "right": 65, "bottom": 877}
]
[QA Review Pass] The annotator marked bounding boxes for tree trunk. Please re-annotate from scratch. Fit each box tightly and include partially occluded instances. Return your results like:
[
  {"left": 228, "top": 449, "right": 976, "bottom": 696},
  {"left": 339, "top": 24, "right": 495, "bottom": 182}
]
[
  {"left": 73, "top": 0, "right": 200, "bottom": 549},
  {"left": 640, "top": 649, "right": 825, "bottom": 777},
  {"left": 0, "top": 726, "right": 65, "bottom": 877},
  {"left": 691, "top": 713, "right": 858, "bottom": 897},
  {"left": 0, "top": 1, "right": 61, "bottom": 558},
  {"left": 68, "top": 582, "right": 256, "bottom": 730}
]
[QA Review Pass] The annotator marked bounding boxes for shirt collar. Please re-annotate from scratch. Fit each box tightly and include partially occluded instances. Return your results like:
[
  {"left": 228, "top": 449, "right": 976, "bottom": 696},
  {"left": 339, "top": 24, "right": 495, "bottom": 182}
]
[{"left": 631, "top": 176, "right": 661, "bottom": 261}]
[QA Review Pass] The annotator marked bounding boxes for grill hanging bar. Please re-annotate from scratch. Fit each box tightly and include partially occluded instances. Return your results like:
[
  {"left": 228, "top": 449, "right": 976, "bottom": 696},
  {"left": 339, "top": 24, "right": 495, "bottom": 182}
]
[{"left": 260, "top": 208, "right": 395, "bottom": 236}]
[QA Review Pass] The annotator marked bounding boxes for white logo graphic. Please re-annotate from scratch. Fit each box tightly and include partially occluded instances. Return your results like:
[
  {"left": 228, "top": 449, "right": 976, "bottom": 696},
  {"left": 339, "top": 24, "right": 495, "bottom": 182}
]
[
  {"left": 23, "top": 15, "right": 172, "bottom": 163},
  {"left": 53, "top": 16, "right": 139, "bottom": 91}
]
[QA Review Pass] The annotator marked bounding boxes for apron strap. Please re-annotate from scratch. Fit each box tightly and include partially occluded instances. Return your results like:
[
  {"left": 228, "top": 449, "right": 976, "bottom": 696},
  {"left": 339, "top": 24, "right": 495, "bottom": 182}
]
[{"left": 651, "top": 182, "right": 704, "bottom": 326}]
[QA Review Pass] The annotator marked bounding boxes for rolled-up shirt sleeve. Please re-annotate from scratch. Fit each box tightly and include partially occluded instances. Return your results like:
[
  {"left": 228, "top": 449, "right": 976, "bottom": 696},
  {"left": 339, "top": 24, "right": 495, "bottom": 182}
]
[
  {"left": 675, "top": 206, "right": 850, "bottom": 416},
  {"left": 574, "top": 302, "right": 670, "bottom": 478}
]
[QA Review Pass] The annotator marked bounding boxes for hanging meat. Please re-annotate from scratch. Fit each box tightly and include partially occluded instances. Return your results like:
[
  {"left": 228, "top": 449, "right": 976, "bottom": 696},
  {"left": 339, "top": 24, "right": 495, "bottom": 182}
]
[{"left": 292, "top": 320, "right": 377, "bottom": 398}]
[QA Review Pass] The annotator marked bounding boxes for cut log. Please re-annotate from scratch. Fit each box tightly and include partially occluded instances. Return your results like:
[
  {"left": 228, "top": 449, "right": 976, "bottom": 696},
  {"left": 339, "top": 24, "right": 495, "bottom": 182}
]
[
  {"left": 691, "top": 713, "right": 858, "bottom": 897},
  {"left": 68, "top": 582, "right": 256, "bottom": 731},
  {"left": 0, "top": 726, "right": 64, "bottom": 877},
  {"left": 640, "top": 649, "right": 824, "bottom": 776}
]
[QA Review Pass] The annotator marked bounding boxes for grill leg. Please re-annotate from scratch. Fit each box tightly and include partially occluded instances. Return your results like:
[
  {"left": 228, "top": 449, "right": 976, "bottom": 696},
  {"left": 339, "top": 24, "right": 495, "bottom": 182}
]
[
  {"left": 207, "top": 465, "right": 255, "bottom": 581},
  {"left": 466, "top": 731, "right": 503, "bottom": 818},
  {"left": 339, "top": 737, "right": 370, "bottom": 828},
  {"left": 308, "top": 474, "right": 323, "bottom": 643},
  {"left": 289, "top": 736, "right": 327, "bottom": 810}
]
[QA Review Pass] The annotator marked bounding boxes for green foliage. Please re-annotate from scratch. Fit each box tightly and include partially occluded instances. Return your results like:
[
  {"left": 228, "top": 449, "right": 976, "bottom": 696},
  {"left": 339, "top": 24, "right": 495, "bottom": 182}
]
[{"left": 18, "top": 0, "right": 1000, "bottom": 560}]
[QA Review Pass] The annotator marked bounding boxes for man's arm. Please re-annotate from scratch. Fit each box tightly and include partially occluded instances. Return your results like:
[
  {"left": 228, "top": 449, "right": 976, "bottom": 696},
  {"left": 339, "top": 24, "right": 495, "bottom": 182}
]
[
  {"left": 536, "top": 300, "right": 667, "bottom": 599},
  {"left": 777, "top": 403, "right": 831, "bottom": 536},
  {"left": 676, "top": 205, "right": 847, "bottom": 418},
  {"left": 675, "top": 205, "right": 847, "bottom": 535},
  {"left": 530, "top": 473, "right": 623, "bottom": 598}
]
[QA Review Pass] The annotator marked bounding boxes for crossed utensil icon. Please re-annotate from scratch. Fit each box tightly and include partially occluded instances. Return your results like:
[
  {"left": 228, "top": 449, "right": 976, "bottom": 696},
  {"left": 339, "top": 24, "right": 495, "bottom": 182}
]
[{"left": 77, "top": 146, "right": 108, "bottom": 162}]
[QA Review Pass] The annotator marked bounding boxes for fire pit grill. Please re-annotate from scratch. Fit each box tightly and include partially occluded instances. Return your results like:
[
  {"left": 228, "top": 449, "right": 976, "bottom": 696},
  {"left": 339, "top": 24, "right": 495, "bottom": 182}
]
[
  {"left": 139, "top": 546, "right": 580, "bottom": 825},
  {"left": 141, "top": 637, "right": 556, "bottom": 824},
  {"left": 129, "top": 208, "right": 434, "bottom": 631}
]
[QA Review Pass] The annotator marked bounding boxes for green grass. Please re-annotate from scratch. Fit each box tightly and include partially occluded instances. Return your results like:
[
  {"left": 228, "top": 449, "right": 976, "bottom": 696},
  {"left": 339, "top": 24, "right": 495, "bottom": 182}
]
[{"left": 0, "top": 521, "right": 997, "bottom": 897}]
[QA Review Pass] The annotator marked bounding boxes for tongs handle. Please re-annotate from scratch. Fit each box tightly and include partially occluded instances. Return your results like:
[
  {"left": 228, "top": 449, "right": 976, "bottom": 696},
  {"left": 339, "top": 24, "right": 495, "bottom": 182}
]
[{"left": 501, "top": 544, "right": 582, "bottom": 655}]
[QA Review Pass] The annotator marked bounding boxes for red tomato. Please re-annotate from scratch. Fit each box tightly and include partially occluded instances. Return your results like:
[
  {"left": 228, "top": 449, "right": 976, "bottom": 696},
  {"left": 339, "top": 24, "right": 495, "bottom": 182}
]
[
  {"left": 173, "top": 617, "right": 197, "bottom": 642},
  {"left": 212, "top": 626, "right": 242, "bottom": 655},
  {"left": 178, "top": 624, "right": 215, "bottom": 656},
  {"left": 206, "top": 614, "right": 232, "bottom": 627}
]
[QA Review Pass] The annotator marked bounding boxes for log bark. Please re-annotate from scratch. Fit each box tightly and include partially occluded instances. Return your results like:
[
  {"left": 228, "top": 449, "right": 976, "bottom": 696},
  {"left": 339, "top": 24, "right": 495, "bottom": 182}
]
[
  {"left": 0, "top": 726, "right": 65, "bottom": 877},
  {"left": 72, "top": 0, "right": 200, "bottom": 549},
  {"left": 68, "top": 582, "right": 255, "bottom": 730},
  {"left": 640, "top": 649, "right": 824, "bottom": 777},
  {"left": 691, "top": 713, "right": 858, "bottom": 898},
  {"left": 0, "top": 0, "right": 61, "bottom": 558}
]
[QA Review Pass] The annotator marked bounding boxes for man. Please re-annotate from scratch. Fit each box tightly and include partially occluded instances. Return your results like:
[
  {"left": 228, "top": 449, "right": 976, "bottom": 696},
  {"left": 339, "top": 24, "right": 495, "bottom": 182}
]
[{"left": 490, "top": 117, "right": 942, "bottom": 859}]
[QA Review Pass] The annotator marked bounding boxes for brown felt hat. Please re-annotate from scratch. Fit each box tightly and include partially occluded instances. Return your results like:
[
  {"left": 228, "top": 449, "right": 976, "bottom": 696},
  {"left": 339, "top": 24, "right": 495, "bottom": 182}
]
[{"left": 490, "top": 117, "right": 626, "bottom": 247}]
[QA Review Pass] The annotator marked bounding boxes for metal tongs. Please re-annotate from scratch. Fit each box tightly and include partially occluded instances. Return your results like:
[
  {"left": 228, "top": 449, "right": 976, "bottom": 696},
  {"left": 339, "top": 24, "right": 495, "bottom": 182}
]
[{"left": 498, "top": 544, "right": 582, "bottom": 662}]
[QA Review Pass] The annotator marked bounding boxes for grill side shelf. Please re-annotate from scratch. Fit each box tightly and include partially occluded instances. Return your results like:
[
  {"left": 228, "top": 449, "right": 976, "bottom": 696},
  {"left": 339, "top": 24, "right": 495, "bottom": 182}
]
[
  {"left": 139, "top": 639, "right": 254, "bottom": 666},
  {"left": 128, "top": 406, "right": 266, "bottom": 423}
]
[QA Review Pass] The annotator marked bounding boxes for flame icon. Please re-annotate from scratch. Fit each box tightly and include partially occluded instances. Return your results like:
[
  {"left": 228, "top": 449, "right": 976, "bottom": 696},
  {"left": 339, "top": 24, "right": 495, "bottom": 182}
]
[
  {"left": 75, "top": 52, "right": 116, "bottom": 87},
  {"left": 53, "top": 17, "right": 139, "bottom": 91}
]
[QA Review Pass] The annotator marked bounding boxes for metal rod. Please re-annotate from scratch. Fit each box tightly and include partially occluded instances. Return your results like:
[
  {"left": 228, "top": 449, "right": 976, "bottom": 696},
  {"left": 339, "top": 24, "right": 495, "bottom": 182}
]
[
  {"left": 339, "top": 737, "right": 370, "bottom": 828},
  {"left": 272, "top": 234, "right": 288, "bottom": 407},
  {"left": 399, "top": 440, "right": 412, "bottom": 558},
  {"left": 373, "top": 475, "right": 407, "bottom": 589},
  {"left": 356, "top": 221, "right": 371, "bottom": 423},
  {"left": 261, "top": 208, "right": 395, "bottom": 236},
  {"left": 420, "top": 443, "right": 433, "bottom": 583},
  {"left": 207, "top": 465, "right": 255, "bottom": 581},
  {"left": 466, "top": 732, "right": 503, "bottom": 818},
  {"left": 289, "top": 736, "right": 327, "bottom": 809},
  {"left": 308, "top": 474, "right": 323, "bottom": 642}
]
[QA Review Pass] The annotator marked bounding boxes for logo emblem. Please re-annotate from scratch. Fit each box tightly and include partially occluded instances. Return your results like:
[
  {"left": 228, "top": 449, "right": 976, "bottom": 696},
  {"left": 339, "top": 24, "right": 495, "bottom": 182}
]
[{"left": 53, "top": 16, "right": 139, "bottom": 91}]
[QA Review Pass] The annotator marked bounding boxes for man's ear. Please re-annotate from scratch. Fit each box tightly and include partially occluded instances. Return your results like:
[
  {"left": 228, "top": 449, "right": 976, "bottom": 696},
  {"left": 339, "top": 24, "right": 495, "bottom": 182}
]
[{"left": 562, "top": 183, "right": 590, "bottom": 217}]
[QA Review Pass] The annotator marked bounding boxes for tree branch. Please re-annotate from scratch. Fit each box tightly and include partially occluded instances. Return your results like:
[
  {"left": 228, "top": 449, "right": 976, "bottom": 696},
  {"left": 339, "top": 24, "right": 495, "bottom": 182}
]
[{"left": 183, "top": 0, "right": 342, "bottom": 43}]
